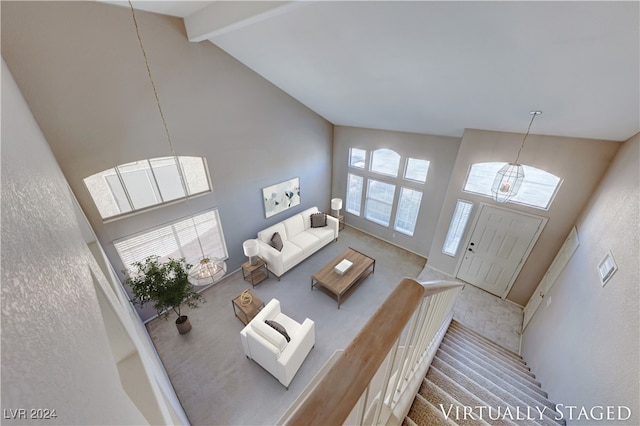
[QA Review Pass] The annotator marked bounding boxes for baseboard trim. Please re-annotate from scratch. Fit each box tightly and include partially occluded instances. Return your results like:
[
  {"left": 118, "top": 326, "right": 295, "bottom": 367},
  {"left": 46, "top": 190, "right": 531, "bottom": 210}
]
[{"left": 343, "top": 224, "right": 428, "bottom": 261}]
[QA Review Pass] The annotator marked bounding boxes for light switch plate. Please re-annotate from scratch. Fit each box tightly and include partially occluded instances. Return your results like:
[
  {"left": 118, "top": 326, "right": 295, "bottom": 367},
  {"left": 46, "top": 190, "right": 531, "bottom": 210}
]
[{"left": 598, "top": 250, "right": 618, "bottom": 287}]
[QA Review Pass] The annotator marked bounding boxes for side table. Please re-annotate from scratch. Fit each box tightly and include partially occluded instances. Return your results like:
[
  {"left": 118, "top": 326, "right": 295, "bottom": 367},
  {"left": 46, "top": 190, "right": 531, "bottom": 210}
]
[
  {"left": 337, "top": 214, "right": 345, "bottom": 231},
  {"left": 232, "top": 290, "right": 265, "bottom": 325},
  {"left": 242, "top": 257, "right": 269, "bottom": 287}
]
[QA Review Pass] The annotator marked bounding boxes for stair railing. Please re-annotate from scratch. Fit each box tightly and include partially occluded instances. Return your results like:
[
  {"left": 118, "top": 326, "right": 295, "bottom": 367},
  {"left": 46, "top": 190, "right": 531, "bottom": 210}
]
[{"left": 278, "top": 278, "right": 463, "bottom": 426}]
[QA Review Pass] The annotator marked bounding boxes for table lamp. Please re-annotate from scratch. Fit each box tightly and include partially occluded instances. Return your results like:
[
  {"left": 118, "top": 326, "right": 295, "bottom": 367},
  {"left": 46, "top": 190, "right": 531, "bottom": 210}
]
[
  {"left": 243, "top": 239, "right": 260, "bottom": 266},
  {"left": 331, "top": 198, "right": 343, "bottom": 218}
]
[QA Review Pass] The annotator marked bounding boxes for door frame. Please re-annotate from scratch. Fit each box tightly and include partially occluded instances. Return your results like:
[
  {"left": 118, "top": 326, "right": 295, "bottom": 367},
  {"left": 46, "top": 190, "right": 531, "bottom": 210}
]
[{"left": 454, "top": 202, "right": 548, "bottom": 299}]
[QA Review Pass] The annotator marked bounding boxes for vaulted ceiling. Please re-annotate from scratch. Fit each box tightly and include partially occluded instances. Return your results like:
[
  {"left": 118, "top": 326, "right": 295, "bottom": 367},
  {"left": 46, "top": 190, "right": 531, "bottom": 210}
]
[{"left": 108, "top": 1, "right": 639, "bottom": 141}]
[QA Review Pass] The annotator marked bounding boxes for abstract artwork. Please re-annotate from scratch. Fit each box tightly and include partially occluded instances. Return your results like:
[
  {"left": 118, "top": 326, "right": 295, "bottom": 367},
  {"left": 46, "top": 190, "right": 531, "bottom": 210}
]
[{"left": 262, "top": 177, "right": 300, "bottom": 218}]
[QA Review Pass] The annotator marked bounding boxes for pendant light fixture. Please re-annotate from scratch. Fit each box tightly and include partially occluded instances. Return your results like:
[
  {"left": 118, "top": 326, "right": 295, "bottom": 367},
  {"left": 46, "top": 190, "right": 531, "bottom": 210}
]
[
  {"left": 491, "top": 110, "right": 542, "bottom": 203},
  {"left": 128, "top": 1, "right": 226, "bottom": 286}
]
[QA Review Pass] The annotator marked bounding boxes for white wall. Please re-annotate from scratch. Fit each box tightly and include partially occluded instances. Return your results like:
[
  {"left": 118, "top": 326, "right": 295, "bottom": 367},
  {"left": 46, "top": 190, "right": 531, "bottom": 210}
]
[
  {"left": 1, "top": 1, "right": 333, "bottom": 320},
  {"left": 521, "top": 134, "right": 639, "bottom": 424},
  {"left": 427, "top": 128, "right": 620, "bottom": 305},
  {"left": 1, "top": 59, "right": 149, "bottom": 425},
  {"left": 332, "top": 125, "right": 461, "bottom": 256}
]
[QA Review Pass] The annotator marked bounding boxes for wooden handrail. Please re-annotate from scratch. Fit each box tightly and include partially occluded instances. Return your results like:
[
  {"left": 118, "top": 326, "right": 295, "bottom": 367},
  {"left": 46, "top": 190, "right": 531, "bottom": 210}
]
[{"left": 282, "top": 278, "right": 460, "bottom": 426}]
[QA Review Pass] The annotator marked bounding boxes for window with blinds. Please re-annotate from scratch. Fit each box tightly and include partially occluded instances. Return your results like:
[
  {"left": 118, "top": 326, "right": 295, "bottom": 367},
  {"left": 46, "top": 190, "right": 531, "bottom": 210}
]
[
  {"left": 114, "top": 209, "right": 228, "bottom": 273},
  {"left": 442, "top": 200, "right": 474, "bottom": 257}
]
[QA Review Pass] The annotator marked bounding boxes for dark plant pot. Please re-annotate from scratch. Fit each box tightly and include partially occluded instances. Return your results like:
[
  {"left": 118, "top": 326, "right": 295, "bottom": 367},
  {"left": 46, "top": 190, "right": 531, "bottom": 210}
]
[{"left": 176, "top": 315, "right": 192, "bottom": 335}]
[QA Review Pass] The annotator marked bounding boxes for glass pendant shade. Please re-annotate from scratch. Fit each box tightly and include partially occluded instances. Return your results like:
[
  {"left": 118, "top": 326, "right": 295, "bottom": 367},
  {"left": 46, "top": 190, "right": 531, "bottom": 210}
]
[
  {"left": 189, "top": 257, "right": 227, "bottom": 286},
  {"left": 491, "top": 163, "right": 525, "bottom": 203}
]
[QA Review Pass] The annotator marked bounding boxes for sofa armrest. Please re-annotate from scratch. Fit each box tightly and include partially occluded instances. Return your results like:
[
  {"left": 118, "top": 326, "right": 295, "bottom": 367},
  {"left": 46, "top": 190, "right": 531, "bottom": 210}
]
[
  {"left": 326, "top": 215, "right": 339, "bottom": 239},
  {"left": 257, "top": 240, "right": 285, "bottom": 277},
  {"left": 277, "top": 318, "right": 315, "bottom": 387}
]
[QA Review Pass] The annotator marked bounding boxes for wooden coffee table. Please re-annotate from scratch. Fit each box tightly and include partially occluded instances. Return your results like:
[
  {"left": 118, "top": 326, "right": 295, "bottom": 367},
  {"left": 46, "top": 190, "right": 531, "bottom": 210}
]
[{"left": 311, "top": 247, "right": 375, "bottom": 308}]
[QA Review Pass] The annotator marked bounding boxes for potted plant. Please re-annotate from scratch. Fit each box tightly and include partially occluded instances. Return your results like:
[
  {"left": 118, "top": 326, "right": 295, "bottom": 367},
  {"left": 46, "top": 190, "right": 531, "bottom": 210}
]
[{"left": 125, "top": 255, "right": 205, "bottom": 334}]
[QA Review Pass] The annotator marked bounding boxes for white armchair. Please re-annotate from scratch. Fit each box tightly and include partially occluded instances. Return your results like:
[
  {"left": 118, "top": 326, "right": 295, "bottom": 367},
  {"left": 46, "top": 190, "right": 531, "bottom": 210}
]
[{"left": 240, "top": 299, "right": 315, "bottom": 389}]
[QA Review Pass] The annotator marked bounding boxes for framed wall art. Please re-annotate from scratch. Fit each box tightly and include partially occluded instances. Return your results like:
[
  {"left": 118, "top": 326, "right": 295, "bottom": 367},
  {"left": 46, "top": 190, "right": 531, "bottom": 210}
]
[{"left": 262, "top": 177, "right": 300, "bottom": 218}]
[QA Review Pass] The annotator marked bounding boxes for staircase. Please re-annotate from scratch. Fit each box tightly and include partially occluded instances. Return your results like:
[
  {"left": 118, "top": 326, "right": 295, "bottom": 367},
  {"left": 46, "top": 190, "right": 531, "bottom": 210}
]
[{"left": 405, "top": 320, "right": 565, "bottom": 426}]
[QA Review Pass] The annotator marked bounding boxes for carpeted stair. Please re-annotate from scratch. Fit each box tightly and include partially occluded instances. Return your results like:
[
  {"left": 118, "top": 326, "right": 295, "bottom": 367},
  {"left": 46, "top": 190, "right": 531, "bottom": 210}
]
[{"left": 405, "top": 320, "right": 565, "bottom": 426}]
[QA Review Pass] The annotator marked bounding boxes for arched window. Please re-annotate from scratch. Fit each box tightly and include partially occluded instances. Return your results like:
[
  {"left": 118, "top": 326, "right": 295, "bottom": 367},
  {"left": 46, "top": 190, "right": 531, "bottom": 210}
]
[
  {"left": 370, "top": 148, "right": 400, "bottom": 177},
  {"left": 84, "top": 156, "right": 211, "bottom": 219},
  {"left": 464, "top": 162, "right": 561, "bottom": 210}
]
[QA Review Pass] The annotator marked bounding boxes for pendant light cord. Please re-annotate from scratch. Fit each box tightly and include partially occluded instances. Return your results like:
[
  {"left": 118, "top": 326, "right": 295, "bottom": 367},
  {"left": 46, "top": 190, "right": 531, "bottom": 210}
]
[
  {"left": 128, "top": 1, "right": 208, "bottom": 259},
  {"left": 514, "top": 111, "right": 540, "bottom": 164}
]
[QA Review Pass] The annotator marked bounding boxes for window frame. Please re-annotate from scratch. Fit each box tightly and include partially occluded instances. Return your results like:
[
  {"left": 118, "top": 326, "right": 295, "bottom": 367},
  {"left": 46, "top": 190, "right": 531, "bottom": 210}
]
[
  {"left": 403, "top": 157, "right": 430, "bottom": 183},
  {"left": 84, "top": 156, "right": 212, "bottom": 221},
  {"left": 370, "top": 148, "right": 401, "bottom": 178},
  {"left": 114, "top": 208, "right": 228, "bottom": 275},
  {"left": 394, "top": 186, "right": 423, "bottom": 236},
  {"left": 364, "top": 178, "right": 396, "bottom": 227},
  {"left": 442, "top": 199, "right": 474, "bottom": 257},
  {"left": 348, "top": 147, "right": 367, "bottom": 170},
  {"left": 463, "top": 162, "right": 562, "bottom": 210},
  {"left": 345, "top": 173, "right": 364, "bottom": 216}
]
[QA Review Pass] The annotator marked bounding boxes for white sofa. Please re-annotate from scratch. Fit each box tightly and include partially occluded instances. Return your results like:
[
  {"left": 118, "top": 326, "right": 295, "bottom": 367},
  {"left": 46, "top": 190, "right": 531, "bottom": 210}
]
[
  {"left": 240, "top": 299, "right": 315, "bottom": 389},
  {"left": 256, "top": 207, "right": 339, "bottom": 279}
]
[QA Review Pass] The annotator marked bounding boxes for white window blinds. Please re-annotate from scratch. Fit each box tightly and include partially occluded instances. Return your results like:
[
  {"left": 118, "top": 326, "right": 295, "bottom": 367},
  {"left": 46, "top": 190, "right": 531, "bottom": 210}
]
[{"left": 114, "top": 209, "right": 227, "bottom": 272}]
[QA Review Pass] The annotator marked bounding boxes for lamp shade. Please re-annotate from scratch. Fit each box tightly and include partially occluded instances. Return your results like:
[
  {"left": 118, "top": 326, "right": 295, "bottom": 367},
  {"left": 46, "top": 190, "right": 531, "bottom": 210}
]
[
  {"left": 331, "top": 198, "right": 343, "bottom": 211},
  {"left": 491, "top": 163, "right": 525, "bottom": 203},
  {"left": 242, "top": 239, "right": 259, "bottom": 257}
]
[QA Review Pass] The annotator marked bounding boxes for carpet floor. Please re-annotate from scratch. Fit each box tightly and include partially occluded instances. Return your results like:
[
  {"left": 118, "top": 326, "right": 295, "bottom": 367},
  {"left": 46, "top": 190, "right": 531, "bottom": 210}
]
[
  {"left": 146, "top": 226, "right": 426, "bottom": 425},
  {"left": 404, "top": 321, "right": 564, "bottom": 426}
]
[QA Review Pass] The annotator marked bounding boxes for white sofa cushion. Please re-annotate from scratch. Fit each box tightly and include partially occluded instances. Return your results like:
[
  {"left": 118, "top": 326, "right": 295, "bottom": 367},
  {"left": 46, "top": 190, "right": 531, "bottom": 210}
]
[
  {"left": 258, "top": 222, "right": 288, "bottom": 244},
  {"left": 252, "top": 319, "right": 287, "bottom": 353},
  {"left": 289, "top": 232, "right": 323, "bottom": 255},
  {"left": 283, "top": 214, "right": 305, "bottom": 238},
  {"left": 307, "top": 224, "right": 336, "bottom": 245},
  {"left": 280, "top": 242, "right": 305, "bottom": 271},
  {"left": 299, "top": 207, "right": 320, "bottom": 229}
]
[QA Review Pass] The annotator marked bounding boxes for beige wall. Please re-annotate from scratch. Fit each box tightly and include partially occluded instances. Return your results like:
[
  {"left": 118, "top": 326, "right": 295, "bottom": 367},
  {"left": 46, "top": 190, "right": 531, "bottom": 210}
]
[
  {"left": 427, "top": 128, "right": 620, "bottom": 305},
  {"left": 1, "top": 59, "right": 149, "bottom": 425},
  {"left": 1, "top": 1, "right": 333, "bottom": 320},
  {"left": 332, "top": 125, "right": 461, "bottom": 256},
  {"left": 521, "top": 134, "right": 639, "bottom": 424}
]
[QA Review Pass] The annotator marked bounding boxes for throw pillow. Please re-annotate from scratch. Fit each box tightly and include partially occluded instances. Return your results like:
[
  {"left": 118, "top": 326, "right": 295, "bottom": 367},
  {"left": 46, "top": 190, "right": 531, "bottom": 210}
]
[
  {"left": 265, "top": 319, "right": 291, "bottom": 342},
  {"left": 271, "top": 232, "right": 283, "bottom": 252},
  {"left": 310, "top": 212, "right": 327, "bottom": 228}
]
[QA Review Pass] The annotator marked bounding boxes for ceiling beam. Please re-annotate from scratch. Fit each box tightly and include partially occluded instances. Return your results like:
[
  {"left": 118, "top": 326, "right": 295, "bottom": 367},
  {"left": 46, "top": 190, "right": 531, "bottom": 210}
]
[{"left": 184, "top": 1, "right": 305, "bottom": 43}]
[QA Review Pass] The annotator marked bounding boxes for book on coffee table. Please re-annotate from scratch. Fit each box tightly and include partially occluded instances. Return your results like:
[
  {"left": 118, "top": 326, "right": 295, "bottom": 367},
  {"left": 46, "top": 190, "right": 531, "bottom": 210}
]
[{"left": 334, "top": 259, "right": 353, "bottom": 275}]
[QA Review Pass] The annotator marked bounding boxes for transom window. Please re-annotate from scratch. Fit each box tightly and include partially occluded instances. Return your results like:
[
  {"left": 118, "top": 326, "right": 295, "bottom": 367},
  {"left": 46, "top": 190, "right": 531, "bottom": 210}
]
[
  {"left": 84, "top": 156, "right": 211, "bottom": 219},
  {"left": 404, "top": 158, "right": 430, "bottom": 183},
  {"left": 349, "top": 148, "right": 366, "bottom": 169},
  {"left": 370, "top": 149, "right": 400, "bottom": 177},
  {"left": 114, "top": 209, "right": 228, "bottom": 273},
  {"left": 464, "top": 162, "right": 561, "bottom": 210}
]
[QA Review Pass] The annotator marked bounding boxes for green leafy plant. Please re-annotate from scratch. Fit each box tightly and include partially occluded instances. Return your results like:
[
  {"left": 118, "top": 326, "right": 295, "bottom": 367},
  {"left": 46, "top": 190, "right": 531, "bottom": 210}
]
[{"left": 124, "top": 255, "right": 205, "bottom": 320}]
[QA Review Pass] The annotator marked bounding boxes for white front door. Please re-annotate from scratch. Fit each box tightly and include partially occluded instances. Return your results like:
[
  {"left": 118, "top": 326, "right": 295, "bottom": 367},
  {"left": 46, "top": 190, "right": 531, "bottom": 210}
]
[{"left": 456, "top": 204, "right": 546, "bottom": 298}]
